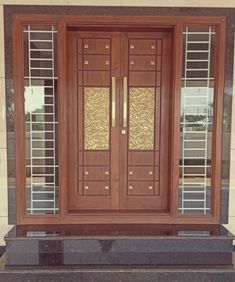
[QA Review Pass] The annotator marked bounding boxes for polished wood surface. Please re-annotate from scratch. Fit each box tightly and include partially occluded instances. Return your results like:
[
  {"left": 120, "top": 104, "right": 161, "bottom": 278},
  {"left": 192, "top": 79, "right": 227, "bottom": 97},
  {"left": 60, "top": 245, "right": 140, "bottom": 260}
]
[
  {"left": 119, "top": 31, "right": 171, "bottom": 211},
  {"left": 67, "top": 31, "right": 172, "bottom": 213},
  {"left": 12, "top": 14, "right": 226, "bottom": 225}
]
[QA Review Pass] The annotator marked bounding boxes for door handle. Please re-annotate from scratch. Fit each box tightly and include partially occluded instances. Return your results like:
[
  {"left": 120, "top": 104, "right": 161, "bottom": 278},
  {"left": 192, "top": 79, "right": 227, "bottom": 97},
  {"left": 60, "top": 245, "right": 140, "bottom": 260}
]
[
  {"left": 112, "top": 76, "right": 116, "bottom": 127},
  {"left": 123, "top": 76, "right": 128, "bottom": 128}
]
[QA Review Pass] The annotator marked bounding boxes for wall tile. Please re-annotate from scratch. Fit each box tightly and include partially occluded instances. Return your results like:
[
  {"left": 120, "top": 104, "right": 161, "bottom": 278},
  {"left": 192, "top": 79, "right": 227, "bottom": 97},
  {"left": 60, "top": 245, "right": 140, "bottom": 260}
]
[
  {"left": 119, "top": 0, "right": 235, "bottom": 7},
  {"left": 0, "top": 148, "right": 7, "bottom": 187},
  {"left": 0, "top": 149, "right": 7, "bottom": 218},
  {"left": 0, "top": 5, "right": 4, "bottom": 78},
  {"left": 3, "top": 0, "right": 70, "bottom": 5},
  {"left": 234, "top": 36, "right": 235, "bottom": 81},
  {"left": 69, "top": 0, "right": 120, "bottom": 5},
  {"left": 3, "top": 0, "right": 235, "bottom": 7},
  {"left": 0, "top": 221, "right": 12, "bottom": 246},
  {"left": 0, "top": 78, "right": 6, "bottom": 149},
  {"left": 0, "top": 217, "right": 7, "bottom": 226},
  {"left": 229, "top": 188, "right": 235, "bottom": 217},
  {"left": 0, "top": 183, "right": 7, "bottom": 217},
  {"left": 229, "top": 149, "right": 235, "bottom": 188},
  {"left": 0, "top": 185, "right": 7, "bottom": 216},
  {"left": 226, "top": 218, "right": 235, "bottom": 235},
  {"left": 231, "top": 81, "right": 235, "bottom": 150}
]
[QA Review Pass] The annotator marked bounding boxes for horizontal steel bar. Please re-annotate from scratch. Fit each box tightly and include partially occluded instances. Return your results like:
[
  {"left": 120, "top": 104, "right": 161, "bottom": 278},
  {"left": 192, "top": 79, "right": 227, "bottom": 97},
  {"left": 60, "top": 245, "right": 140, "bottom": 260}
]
[
  {"left": 183, "top": 157, "right": 207, "bottom": 159},
  {"left": 184, "top": 131, "right": 207, "bottom": 133},
  {"left": 30, "top": 49, "right": 53, "bottom": 52},
  {"left": 30, "top": 149, "right": 55, "bottom": 152},
  {"left": 32, "top": 200, "right": 55, "bottom": 202},
  {"left": 182, "top": 78, "right": 214, "bottom": 80},
  {"left": 27, "top": 164, "right": 57, "bottom": 167},
  {"left": 24, "top": 76, "right": 58, "bottom": 79},
  {"left": 183, "top": 173, "right": 207, "bottom": 176},
  {"left": 181, "top": 122, "right": 212, "bottom": 125},
  {"left": 30, "top": 113, "right": 56, "bottom": 115},
  {"left": 183, "top": 32, "right": 215, "bottom": 34},
  {"left": 183, "top": 104, "right": 208, "bottom": 107},
  {"left": 32, "top": 174, "right": 55, "bottom": 176},
  {"left": 186, "top": 50, "right": 209, "bottom": 53},
  {"left": 31, "top": 130, "right": 55, "bottom": 133},
  {"left": 30, "top": 67, "right": 53, "bottom": 70},
  {"left": 183, "top": 148, "right": 206, "bottom": 151},
  {"left": 30, "top": 183, "right": 55, "bottom": 185},
  {"left": 27, "top": 120, "right": 56, "bottom": 123},
  {"left": 32, "top": 191, "right": 55, "bottom": 194},
  {"left": 182, "top": 140, "right": 207, "bottom": 142},
  {"left": 182, "top": 87, "right": 209, "bottom": 89},
  {"left": 31, "top": 139, "right": 55, "bottom": 142},
  {"left": 179, "top": 208, "right": 210, "bottom": 210},
  {"left": 186, "top": 60, "right": 209, "bottom": 62},
  {"left": 186, "top": 41, "right": 210, "bottom": 44},
  {"left": 186, "top": 69, "right": 209, "bottom": 71},
  {"left": 26, "top": 208, "right": 59, "bottom": 211},
  {"left": 182, "top": 191, "right": 205, "bottom": 193},
  {"left": 23, "top": 30, "right": 57, "bottom": 33},
  {"left": 182, "top": 182, "right": 206, "bottom": 185},
  {"left": 30, "top": 58, "right": 53, "bottom": 61},
  {"left": 29, "top": 39, "right": 53, "bottom": 42},
  {"left": 183, "top": 199, "right": 205, "bottom": 202},
  {"left": 182, "top": 114, "right": 208, "bottom": 116},
  {"left": 180, "top": 165, "right": 211, "bottom": 168},
  {"left": 31, "top": 157, "right": 55, "bottom": 159}
]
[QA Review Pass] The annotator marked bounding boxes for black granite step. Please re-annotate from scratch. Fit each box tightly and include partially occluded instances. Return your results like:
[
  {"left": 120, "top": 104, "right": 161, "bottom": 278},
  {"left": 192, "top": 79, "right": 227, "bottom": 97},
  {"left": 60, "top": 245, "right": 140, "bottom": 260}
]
[
  {"left": 4, "top": 224, "right": 234, "bottom": 267},
  {"left": 0, "top": 268, "right": 235, "bottom": 282}
]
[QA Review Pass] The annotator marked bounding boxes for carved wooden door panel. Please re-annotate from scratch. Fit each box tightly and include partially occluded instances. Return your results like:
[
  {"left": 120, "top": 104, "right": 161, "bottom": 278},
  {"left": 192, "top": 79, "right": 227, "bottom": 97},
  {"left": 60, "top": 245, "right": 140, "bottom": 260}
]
[
  {"left": 67, "top": 30, "right": 171, "bottom": 213},
  {"left": 67, "top": 31, "right": 120, "bottom": 211},
  {"left": 119, "top": 32, "right": 171, "bottom": 211}
]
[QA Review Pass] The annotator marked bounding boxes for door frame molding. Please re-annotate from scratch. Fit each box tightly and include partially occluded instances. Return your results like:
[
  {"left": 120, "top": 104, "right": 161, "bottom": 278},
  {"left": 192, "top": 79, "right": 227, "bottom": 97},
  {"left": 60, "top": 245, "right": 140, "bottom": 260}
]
[{"left": 13, "top": 14, "right": 226, "bottom": 224}]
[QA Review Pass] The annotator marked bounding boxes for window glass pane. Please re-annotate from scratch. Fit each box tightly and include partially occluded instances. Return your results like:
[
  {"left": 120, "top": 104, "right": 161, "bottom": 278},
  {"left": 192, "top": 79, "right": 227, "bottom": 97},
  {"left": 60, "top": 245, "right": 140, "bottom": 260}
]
[
  {"left": 24, "top": 25, "right": 59, "bottom": 215},
  {"left": 179, "top": 26, "right": 216, "bottom": 215}
]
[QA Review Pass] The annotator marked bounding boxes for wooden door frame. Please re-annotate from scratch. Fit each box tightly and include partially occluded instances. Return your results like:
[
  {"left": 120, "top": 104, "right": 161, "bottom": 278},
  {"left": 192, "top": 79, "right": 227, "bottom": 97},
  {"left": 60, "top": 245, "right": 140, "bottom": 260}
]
[{"left": 13, "top": 14, "right": 226, "bottom": 224}]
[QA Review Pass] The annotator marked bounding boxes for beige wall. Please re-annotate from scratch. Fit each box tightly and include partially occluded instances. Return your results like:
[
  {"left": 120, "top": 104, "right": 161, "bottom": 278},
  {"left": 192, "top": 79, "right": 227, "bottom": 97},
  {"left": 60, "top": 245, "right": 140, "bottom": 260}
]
[
  {"left": 0, "top": 5, "right": 11, "bottom": 246},
  {"left": 1, "top": 0, "right": 235, "bottom": 7},
  {"left": 0, "top": 0, "right": 234, "bottom": 245}
]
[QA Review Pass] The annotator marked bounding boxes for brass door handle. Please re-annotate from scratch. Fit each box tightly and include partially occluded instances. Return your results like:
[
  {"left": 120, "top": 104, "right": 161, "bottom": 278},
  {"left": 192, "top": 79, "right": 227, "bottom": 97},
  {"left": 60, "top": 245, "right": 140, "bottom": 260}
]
[
  {"left": 123, "top": 76, "right": 128, "bottom": 128},
  {"left": 112, "top": 76, "right": 116, "bottom": 127}
]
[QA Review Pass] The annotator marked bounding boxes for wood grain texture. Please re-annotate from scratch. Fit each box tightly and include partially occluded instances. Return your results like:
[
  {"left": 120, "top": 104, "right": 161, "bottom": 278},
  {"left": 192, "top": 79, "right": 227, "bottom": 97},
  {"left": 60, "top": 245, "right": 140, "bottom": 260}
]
[{"left": 12, "top": 14, "right": 226, "bottom": 225}]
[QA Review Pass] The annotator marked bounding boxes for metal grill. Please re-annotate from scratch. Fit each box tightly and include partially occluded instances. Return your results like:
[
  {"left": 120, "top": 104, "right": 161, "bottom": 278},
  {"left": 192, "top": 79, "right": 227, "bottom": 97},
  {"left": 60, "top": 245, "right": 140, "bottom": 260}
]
[
  {"left": 24, "top": 25, "right": 59, "bottom": 214},
  {"left": 179, "top": 26, "right": 215, "bottom": 214}
]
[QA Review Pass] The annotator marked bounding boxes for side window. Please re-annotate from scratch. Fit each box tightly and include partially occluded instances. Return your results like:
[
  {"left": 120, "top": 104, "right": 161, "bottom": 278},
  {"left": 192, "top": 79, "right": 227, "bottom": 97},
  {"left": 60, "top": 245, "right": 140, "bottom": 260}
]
[
  {"left": 23, "top": 25, "right": 59, "bottom": 214},
  {"left": 179, "top": 26, "right": 216, "bottom": 215}
]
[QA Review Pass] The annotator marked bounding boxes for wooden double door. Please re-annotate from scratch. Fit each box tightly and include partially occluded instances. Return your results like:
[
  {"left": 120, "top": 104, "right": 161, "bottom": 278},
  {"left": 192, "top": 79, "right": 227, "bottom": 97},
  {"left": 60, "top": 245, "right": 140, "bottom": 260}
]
[{"left": 67, "top": 29, "right": 172, "bottom": 214}]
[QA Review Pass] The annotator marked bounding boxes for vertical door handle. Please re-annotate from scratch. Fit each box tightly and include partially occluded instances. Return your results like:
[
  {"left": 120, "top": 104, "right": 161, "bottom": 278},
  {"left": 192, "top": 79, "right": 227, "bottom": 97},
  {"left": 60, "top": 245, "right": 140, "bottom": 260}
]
[
  {"left": 112, "top": 76, "right": 116, "bottom": 127},
  {"left": 123, "top": 76, "right": 128, "bottom": 128}
]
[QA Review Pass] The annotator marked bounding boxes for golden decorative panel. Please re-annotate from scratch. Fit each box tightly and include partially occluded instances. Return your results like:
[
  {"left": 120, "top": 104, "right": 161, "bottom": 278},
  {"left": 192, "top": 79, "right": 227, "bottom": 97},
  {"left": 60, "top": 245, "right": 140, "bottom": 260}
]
[
  {"left": 84, "top": 88, "right": 110, "bottom": 150},
  {"left": 129, "top": 88, "right": 155, "bottom": 150}
]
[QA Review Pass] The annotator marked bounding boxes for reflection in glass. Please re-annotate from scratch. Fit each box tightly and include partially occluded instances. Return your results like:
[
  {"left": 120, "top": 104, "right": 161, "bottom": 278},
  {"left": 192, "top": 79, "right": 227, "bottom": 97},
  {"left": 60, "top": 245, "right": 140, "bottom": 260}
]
[
  {"left": 24, "top": 25, "right": 58, "bottom": 214},
  {"left": 179, "top": 26, "right": 215, "bottom": 215}
]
